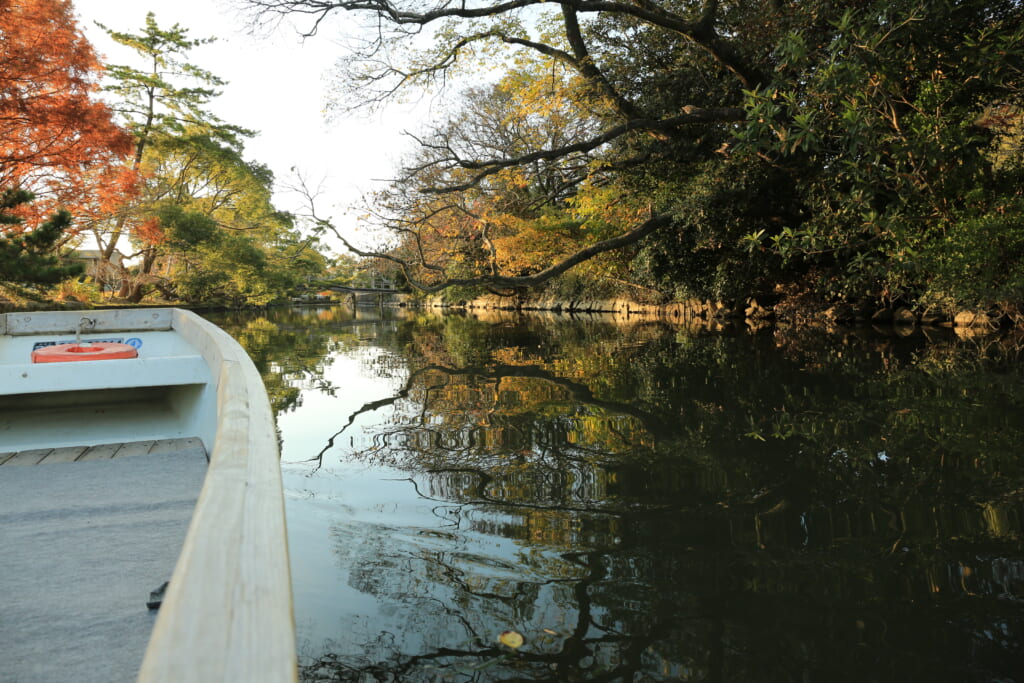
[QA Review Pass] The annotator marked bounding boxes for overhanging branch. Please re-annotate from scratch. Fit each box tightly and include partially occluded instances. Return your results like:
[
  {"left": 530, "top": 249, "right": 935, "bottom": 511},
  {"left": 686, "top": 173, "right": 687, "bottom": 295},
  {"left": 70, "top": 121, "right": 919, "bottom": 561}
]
[
  {"left": 242, "top": 0, "right": 764, "bottom": 86},
  {"left": 419, "top": 108, "right": 743, "bottom": 194},
  {"left": 324, "top": 211, "right": 673, "bottom": 293}
]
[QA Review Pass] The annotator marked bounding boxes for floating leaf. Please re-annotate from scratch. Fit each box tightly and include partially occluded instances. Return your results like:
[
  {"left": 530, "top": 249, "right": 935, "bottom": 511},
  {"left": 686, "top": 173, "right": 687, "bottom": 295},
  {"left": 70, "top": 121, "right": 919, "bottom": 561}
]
[{"left": 498, "top": 630, "right": 525, "bottom": 649}]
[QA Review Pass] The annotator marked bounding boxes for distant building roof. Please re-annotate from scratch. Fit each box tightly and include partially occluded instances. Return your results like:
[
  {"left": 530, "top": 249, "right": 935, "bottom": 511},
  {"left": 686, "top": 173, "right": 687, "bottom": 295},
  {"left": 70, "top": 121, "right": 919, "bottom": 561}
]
[{"left": 72, "top": 249, "right": 125, "bottom": 264}]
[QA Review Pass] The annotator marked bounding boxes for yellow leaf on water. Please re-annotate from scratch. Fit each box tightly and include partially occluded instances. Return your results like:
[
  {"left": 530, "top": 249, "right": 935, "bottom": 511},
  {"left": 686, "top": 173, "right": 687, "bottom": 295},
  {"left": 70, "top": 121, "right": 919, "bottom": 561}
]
[{"left": 498, "top": 630, "right": 525, "bottom": 649}]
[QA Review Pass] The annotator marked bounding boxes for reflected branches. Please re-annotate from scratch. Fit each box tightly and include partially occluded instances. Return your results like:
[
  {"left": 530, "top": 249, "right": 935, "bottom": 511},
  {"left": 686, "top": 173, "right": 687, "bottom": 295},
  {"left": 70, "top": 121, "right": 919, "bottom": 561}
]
[
  {"left": 305, "top": 530, "right": 686, "bottom": 682},
  {"left": 305, "top": 360, "right": 665, "bottom": 473}
]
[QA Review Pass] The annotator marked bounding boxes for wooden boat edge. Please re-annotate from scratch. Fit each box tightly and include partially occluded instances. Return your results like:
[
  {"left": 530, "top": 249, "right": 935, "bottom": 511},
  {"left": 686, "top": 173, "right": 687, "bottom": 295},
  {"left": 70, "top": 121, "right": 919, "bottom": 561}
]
[{"left": 139, "top": 309, "right": 297, "bottom": 682}]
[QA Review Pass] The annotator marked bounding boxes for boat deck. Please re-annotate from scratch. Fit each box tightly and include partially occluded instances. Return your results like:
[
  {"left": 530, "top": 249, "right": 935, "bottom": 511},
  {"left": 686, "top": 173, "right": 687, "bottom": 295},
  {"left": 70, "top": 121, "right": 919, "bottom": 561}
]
[{"left": 0, "top": 438, "right": 207, "bottom": 682}]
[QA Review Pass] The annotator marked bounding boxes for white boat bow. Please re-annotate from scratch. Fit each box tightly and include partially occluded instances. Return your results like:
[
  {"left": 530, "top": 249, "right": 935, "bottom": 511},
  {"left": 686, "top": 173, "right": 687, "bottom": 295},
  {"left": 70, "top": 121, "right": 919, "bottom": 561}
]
[{"left": 0, "top": 308, "right": 296, "bottom": 682}]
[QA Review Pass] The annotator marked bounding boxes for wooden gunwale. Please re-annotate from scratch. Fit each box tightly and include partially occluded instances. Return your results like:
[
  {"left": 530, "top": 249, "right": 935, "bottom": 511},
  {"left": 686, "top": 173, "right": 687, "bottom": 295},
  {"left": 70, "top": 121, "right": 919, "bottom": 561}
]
[{"left": 143, "top": 309, "right": 297, "bottom": 682}]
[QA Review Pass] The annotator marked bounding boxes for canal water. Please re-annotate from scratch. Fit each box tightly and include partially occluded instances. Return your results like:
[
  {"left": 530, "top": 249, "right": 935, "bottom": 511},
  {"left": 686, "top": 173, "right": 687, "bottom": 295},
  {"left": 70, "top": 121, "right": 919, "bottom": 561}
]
[{"left": 206, "top": 305, "right": 1024, "bottom": 682}]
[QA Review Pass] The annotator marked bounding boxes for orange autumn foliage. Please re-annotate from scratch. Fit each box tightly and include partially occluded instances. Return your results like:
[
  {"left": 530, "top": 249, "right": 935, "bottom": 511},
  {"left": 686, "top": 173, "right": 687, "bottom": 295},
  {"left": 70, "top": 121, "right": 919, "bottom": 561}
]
[
  {"left": 0, "top": 0, "right": 134, "bottom": 236},
  {"left": 135, "top": 215, "right": 165, "bottom": 246}
]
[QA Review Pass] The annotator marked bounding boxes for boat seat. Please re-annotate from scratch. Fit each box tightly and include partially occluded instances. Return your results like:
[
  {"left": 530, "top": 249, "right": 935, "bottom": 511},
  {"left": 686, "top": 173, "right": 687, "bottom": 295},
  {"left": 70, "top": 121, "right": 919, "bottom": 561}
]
[{"left": 0, "top": 354, "right": 210, "bottom": 397}]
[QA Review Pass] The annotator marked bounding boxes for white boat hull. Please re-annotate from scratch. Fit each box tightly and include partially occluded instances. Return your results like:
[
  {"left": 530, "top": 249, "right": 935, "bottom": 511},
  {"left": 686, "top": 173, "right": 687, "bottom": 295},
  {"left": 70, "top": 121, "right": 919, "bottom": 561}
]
[{"left": 0, "top": 308, "right": 296, "bottom": 682}]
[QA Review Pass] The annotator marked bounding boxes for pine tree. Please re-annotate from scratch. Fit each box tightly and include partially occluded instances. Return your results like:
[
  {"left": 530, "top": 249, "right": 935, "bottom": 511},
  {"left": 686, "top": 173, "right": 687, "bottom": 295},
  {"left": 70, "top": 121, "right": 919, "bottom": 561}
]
[
  {"left": 0, "top": 190, "right": 84, "bottom": 285},
  {"left": 96, "top": 12, "right": 253, "bottom": 261}
]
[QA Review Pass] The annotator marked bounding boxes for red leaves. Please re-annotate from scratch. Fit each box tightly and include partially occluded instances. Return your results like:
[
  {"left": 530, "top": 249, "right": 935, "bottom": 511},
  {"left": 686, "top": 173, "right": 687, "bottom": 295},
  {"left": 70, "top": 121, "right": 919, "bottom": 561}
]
[
  {"left": 0, "top": 0, "right": 135, "bottom": 234},
  {"left": 135, "top": 216, "right": 166, "bottom": 246}
]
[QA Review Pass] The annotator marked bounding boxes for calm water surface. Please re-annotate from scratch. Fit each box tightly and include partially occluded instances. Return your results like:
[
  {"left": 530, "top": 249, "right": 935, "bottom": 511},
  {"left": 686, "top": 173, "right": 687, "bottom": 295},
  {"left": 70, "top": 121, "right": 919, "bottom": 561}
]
[{"left": 206, "top": 306, "right": 1024, "bottom": 682}]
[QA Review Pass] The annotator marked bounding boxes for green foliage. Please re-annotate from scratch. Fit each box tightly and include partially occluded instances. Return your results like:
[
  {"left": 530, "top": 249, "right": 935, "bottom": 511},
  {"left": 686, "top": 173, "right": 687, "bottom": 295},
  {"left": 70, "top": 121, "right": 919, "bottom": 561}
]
[
  {"left": 737, "top": 0, "right": 1024, "bottom": 304},
  {"left": 99, "top": 12, "right": 252, "bottom": 152},
  {"left": 541, "top": 262, "right": 640, "bottom": 303},
  {"left": 269, "top": 0, "right": 1024, "bottom": 309},
  {"left": 47, "top": 278, "right": 104, "bottom": 304},
  {"left": 916, "top": 199, "right": 1024, "bottom": 308},
  {"left": 93, "top": 13, "right": 322, "bottom": 306},
  {"left": 629, "top": 153, "right": 796, "bottom": 301},
  {"left": 154, "top": 203, "right": 219, "bottom": 248},
  {"left": 322, "top": 253, "right": 364, "bottom": 289},
  {"left": 439, "top": 283, "right": 489, "bottom": 305},
  {"left": 0, "top": 189, "right": 83, "bottom": 286},
  {"left": 615, "top": 0, "right": 1024, "bottom": 308},
  {"left": 0, "top": 11, "right": 331, "bottom": 307},
  {"left": 165, "top": 218, "right": 324, "bottom": 307}
]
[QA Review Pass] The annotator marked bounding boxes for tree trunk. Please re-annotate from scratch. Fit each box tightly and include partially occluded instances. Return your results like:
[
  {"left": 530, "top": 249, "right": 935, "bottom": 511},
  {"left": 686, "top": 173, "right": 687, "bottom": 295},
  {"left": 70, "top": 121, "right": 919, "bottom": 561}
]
[{"left": 122, "top": 249, "right": 157, "bottom": 303}]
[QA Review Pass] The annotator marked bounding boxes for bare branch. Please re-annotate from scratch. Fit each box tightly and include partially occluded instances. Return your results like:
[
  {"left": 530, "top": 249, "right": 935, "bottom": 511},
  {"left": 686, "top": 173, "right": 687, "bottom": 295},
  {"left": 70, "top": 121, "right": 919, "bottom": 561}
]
[{"left": 240, "top": 0, "right": 765, "bottom": 87}]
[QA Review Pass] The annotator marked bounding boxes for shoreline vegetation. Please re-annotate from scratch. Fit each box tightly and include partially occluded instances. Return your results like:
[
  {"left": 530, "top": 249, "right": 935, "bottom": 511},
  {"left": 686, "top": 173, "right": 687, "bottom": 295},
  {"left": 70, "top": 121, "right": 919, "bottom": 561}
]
[
  {"left": 403, "top": 292, "right": 1024, "bottom": 337},
  {"left": 4, "top": 290, "right": 1022, "bottom": 338}
]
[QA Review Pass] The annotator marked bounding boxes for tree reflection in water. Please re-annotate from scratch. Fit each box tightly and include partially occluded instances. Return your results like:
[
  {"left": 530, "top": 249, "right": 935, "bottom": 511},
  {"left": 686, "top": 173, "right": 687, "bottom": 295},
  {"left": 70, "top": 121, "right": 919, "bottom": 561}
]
[{"left": 213, "top": 308, "right": 1024, "bottom": 682}]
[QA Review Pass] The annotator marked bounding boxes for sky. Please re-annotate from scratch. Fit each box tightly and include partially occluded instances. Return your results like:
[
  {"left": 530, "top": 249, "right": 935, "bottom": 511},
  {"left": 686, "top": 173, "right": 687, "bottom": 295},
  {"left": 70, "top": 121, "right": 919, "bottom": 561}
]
[{"left": 72, "top": 0, "right": 421, "bottom": 252}]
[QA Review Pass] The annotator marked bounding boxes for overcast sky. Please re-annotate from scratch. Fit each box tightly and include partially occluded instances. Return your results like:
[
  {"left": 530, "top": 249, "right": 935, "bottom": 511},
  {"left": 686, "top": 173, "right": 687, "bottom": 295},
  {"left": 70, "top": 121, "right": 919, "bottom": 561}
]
[{"left": 72, "top": 0, "right": 420, "bottom": 251}]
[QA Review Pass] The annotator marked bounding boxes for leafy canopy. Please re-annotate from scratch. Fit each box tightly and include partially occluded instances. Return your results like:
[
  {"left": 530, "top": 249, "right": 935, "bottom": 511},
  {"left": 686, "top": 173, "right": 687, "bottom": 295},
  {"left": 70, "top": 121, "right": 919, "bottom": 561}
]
[
  {"left": 0, "top": 0, "right": 133, "bottom": 236},
  {"left": 247, "top": 0, "right": 1024, "bottom": 308}
]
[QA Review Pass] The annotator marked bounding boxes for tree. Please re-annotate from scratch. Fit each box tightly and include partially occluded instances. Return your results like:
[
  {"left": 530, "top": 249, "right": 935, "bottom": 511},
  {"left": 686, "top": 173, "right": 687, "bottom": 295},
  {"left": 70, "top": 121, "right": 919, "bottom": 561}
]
[
  {"left": 125, "top": 127, "right": 325, "bottom": 304},
  {"left": 0, "top": 0, "right": 133, "bottom": 247},
  {"left": 94, "top": 12, "right": 252, "bottom": 263},
  {"left": 0, "top": 189, "right": 83, "bottom": 287},
  {"left": 93, "top": 14, "right": 322, "bottom": 304},
  {"left": 245, "top": 0, "right": 760, "bottom": 295},
  {"left": 247, "top": 0, "right": 1024, "bottom": 308},
  {"left": 304, "top": 60, "right": 666, "bottom": 295},
  {"left": 738, "top": 3, "right": 1024, "bottom": 306}
]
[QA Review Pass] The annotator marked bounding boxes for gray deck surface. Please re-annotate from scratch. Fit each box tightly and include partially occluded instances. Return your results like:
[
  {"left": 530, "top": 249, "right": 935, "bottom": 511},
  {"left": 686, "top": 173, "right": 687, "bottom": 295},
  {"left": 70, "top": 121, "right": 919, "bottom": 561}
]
[{"left": 0, "top": 439, "right": 207, "bottom": 682}]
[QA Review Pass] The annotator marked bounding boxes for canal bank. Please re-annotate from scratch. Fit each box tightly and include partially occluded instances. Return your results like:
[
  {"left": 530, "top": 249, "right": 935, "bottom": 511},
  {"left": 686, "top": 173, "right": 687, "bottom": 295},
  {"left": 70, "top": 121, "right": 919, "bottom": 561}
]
[{"left": 403, "top": 291, "right": 1024, "bottom": 334}]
